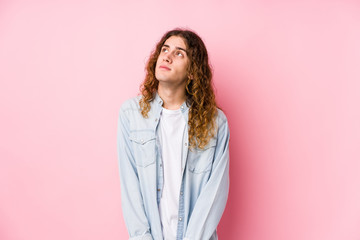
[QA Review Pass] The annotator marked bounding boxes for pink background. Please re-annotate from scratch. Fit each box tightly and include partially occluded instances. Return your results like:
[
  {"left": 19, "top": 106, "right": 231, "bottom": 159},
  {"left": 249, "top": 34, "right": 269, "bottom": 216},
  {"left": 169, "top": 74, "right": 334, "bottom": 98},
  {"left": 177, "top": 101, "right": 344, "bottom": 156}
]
[{"left": 1, "top": 0, "right": 360, "bottom": 239}]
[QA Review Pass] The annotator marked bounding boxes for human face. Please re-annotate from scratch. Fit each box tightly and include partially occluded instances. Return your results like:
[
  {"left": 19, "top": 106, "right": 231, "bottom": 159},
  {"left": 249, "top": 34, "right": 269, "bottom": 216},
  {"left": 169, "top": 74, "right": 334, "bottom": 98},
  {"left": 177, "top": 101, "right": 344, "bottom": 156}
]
[{"left": 155, "top": 36, "right": 190, "bottom": 86}]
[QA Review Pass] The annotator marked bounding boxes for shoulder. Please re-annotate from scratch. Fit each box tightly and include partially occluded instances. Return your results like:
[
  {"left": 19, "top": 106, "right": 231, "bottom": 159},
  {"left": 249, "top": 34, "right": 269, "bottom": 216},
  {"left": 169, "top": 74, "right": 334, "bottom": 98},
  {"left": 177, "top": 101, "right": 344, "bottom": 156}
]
[
  {"left": 214, "top": 108, "right": 230, "bottom": 140},
  {"left": 215, "top": 108, "right": 228, "bottom": 126},
  {"left": 119, "top": 95, "right": 142, "bottom": 113}
]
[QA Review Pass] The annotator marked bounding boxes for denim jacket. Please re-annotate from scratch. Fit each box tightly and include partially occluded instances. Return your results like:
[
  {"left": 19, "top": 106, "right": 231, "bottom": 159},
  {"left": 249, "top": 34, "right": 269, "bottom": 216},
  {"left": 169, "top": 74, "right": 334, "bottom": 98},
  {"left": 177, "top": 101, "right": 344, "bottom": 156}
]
[{"left": 117, "top": 93, "right": 230, "bottom": 240}]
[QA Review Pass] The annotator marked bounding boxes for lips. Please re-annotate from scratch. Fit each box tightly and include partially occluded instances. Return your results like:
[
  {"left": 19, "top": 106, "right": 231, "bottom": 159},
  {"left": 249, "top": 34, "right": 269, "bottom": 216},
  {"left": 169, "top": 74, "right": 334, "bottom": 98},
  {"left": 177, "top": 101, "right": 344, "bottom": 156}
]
[{"left": 159, "top": 65, "right": 171, "bottom": 70}]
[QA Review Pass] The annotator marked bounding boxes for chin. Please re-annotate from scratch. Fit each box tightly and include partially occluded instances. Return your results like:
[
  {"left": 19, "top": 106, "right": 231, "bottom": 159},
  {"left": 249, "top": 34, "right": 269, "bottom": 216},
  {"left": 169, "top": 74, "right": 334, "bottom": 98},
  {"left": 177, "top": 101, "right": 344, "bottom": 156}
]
[{"left": 155, "top": 74, "right": 168, "bottom": 82}]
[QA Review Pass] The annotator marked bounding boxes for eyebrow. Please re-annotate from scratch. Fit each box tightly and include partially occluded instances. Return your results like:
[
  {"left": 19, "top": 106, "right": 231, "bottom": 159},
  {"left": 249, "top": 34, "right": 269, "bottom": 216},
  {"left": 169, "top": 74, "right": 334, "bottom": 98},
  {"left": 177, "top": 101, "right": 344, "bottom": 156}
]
[{"left": 163, "top": 44, "right": 187, "bottom": 53}]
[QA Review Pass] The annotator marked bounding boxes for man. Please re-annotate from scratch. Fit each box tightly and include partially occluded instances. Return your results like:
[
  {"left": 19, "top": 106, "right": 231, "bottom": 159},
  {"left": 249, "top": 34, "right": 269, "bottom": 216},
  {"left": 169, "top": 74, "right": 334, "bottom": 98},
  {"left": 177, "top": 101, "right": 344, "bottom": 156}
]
[{"left": 117, "top": 28, "right": 230, "bottom": 240}]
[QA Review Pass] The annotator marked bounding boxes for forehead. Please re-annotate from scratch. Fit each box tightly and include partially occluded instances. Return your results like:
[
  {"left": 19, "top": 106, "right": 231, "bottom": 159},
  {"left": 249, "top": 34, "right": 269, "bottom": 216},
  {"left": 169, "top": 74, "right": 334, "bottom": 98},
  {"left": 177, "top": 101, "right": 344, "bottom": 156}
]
[{"left": 163, "top": 36, "right": 187, "bottom": 49}]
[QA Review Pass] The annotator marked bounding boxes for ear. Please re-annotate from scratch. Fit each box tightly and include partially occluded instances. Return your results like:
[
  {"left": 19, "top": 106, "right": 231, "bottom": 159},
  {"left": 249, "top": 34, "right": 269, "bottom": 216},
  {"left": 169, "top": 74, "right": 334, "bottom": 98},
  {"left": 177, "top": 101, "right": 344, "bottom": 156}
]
[{"left": 188, "top": 74, "right": 194, "bottom": 80}]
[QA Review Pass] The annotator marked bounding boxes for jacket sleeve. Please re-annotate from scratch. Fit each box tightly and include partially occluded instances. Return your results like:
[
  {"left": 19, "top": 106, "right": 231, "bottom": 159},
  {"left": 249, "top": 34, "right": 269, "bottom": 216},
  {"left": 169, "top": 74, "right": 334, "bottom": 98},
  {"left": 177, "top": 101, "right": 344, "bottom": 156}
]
[
  {"left": 117, "top": 107, "right": 154, "bottom": 240},
  {"left": 184, "top": 114, "right": 230, "bottom": 240}
]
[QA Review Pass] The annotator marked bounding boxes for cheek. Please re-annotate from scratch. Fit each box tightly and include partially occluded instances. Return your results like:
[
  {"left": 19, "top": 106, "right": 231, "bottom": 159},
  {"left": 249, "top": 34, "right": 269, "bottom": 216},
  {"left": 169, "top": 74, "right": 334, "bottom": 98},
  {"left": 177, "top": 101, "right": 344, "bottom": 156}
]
[
  {"left": 154, "top": 68, "right": 160, "bottom": 79},
  {"left": 181, "top": 63, "right": 189, "bottom": 75},
  {"left": 154, "top": 59, "right": 161, "bottom": 73},
  {"left": 155, "top": 57, "right": 161, "bottom": 67}
]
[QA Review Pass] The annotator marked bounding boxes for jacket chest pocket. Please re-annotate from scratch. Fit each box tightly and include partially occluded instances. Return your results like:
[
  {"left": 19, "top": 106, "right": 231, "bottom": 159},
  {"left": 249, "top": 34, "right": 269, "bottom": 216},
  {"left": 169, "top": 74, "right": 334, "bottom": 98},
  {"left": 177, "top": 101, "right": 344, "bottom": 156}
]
[
  {"left": 129, "top": 131, "right": 156, "bottom": 167},
  {"left": 187, "top": 138, "right": 217, "bottom": 173}
]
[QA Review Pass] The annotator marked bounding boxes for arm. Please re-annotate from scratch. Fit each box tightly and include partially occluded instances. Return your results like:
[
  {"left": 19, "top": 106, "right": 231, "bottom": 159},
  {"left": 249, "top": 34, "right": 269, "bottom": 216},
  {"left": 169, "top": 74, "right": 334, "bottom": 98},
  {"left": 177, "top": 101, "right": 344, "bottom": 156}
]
[
  {"left": 184, "top": 115, "right": 230, "bottom": 240},
  {"left": 117, "top": 107, "right": 153, "bottom": 240}
]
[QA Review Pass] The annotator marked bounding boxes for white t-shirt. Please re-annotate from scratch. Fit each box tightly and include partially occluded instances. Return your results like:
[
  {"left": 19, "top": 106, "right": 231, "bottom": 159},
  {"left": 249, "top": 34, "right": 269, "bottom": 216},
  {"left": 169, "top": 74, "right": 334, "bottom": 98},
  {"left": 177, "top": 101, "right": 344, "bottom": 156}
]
[{"left": 157, "top": 107, "right": 186, "bottom": 240}]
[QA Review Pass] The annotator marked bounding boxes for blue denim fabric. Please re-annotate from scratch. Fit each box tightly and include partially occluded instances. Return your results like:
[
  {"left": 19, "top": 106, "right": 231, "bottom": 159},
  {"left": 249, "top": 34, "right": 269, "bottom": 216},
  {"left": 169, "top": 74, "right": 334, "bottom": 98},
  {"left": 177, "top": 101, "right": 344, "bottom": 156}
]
[{"left": 117, "top": 93, "right": 230, "bottom": 240}]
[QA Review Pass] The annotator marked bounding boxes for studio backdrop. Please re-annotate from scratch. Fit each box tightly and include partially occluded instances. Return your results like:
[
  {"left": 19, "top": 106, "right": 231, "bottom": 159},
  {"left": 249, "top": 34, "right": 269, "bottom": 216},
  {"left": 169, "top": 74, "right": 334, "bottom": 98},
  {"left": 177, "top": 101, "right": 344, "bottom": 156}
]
[{"left": 1, "top": 1, "right": 359, "bottom": 239}]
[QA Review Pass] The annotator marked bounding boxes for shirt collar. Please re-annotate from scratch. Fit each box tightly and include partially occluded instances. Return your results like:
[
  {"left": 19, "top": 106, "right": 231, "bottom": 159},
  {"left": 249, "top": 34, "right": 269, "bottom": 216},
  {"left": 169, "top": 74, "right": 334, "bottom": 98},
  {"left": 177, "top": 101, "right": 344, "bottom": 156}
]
[{"left": 154, "top": 92, "right": 189, "bottom": 113}]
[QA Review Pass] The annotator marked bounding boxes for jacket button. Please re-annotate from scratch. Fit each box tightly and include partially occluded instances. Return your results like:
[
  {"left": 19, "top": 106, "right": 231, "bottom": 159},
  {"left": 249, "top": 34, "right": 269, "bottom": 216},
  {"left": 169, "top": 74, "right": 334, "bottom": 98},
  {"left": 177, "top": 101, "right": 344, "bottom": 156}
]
[{"left": 179, "top": 217, "right": 182, "bottom": 221}]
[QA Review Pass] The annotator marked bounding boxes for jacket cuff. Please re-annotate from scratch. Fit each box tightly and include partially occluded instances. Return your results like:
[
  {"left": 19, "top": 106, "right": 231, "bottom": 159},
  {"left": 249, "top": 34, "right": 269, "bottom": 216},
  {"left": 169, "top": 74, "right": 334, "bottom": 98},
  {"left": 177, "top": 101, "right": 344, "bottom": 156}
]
[{"left": 129, "top": 232, "right": 153, "bottom": 240}]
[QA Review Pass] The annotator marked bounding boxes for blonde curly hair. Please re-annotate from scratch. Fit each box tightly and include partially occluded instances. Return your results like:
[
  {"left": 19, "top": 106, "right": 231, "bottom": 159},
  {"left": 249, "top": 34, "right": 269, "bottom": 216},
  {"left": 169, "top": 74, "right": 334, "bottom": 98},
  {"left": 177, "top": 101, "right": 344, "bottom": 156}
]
[{"left": 139, "top": 28, "right": 218, "bottom": 149}]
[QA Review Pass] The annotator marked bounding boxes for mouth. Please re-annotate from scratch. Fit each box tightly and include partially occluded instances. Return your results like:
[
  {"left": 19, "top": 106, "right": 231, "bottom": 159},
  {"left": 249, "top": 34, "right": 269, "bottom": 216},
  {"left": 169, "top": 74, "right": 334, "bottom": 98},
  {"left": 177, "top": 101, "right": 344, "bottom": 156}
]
[{"left": 159, "top": 65, "right": 171, "bottom": 71}]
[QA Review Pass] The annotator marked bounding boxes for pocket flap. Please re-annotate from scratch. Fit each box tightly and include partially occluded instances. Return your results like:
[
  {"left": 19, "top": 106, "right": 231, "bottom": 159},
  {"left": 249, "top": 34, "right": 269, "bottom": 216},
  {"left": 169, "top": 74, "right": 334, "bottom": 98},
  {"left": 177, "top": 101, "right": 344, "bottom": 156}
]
[
  {"left": 205, "top": 138, "right": 217, "bottom": 149},
  {"left": 129, "top": 131, "right": 156, "bottom": 145},
  {"left": 196, "top": 138, "right": 217, "bottom": 151}
]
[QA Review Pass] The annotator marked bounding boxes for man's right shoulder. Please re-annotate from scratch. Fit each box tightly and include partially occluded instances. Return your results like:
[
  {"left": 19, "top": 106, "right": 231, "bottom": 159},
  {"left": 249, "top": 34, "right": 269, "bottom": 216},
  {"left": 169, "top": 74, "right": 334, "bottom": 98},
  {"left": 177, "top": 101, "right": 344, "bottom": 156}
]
[{"left": 119, "top": 95, "right": 142, "bottom": 112}]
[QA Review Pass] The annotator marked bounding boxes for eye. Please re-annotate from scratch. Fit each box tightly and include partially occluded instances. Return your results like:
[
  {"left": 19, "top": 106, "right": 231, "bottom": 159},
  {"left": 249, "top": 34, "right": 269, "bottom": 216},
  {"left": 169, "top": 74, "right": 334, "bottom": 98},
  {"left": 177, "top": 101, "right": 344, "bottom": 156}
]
[
  {"left": 161, "top": 47, "right": 169, "bottom": 53},
  {"left": 176, "top": 51, "right": 183, "bottom": 57}
]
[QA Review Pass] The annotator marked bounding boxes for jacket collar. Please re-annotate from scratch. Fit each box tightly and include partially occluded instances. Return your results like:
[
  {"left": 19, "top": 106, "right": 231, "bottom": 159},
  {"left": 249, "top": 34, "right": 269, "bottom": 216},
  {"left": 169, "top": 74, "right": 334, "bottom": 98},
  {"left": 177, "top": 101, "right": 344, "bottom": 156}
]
[{"left": 153, "top": 92, "right": 189, "bottom": 114}]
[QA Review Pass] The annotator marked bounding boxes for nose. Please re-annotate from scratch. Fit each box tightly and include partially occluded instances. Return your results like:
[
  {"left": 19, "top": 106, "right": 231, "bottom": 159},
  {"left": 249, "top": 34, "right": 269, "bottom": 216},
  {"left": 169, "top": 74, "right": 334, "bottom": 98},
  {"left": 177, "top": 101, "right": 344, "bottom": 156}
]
[{"left": 163, "top": 52, "right": 172, "bottom": 63}]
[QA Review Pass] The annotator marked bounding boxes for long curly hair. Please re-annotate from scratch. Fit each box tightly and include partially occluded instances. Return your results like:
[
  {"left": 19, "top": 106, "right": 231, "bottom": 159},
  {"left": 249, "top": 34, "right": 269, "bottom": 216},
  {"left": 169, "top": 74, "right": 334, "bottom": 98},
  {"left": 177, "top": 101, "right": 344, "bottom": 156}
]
[{"left": 139, "top": 28, "right": 218, "bottom": 149}]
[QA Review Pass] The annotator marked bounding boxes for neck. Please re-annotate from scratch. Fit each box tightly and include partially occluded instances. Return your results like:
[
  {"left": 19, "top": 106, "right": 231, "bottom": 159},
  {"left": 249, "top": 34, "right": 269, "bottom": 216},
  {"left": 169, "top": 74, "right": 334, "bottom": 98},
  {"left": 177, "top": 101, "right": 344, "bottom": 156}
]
[{"left": 158, "top": 83, "right": 186, "bottom": 110}]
